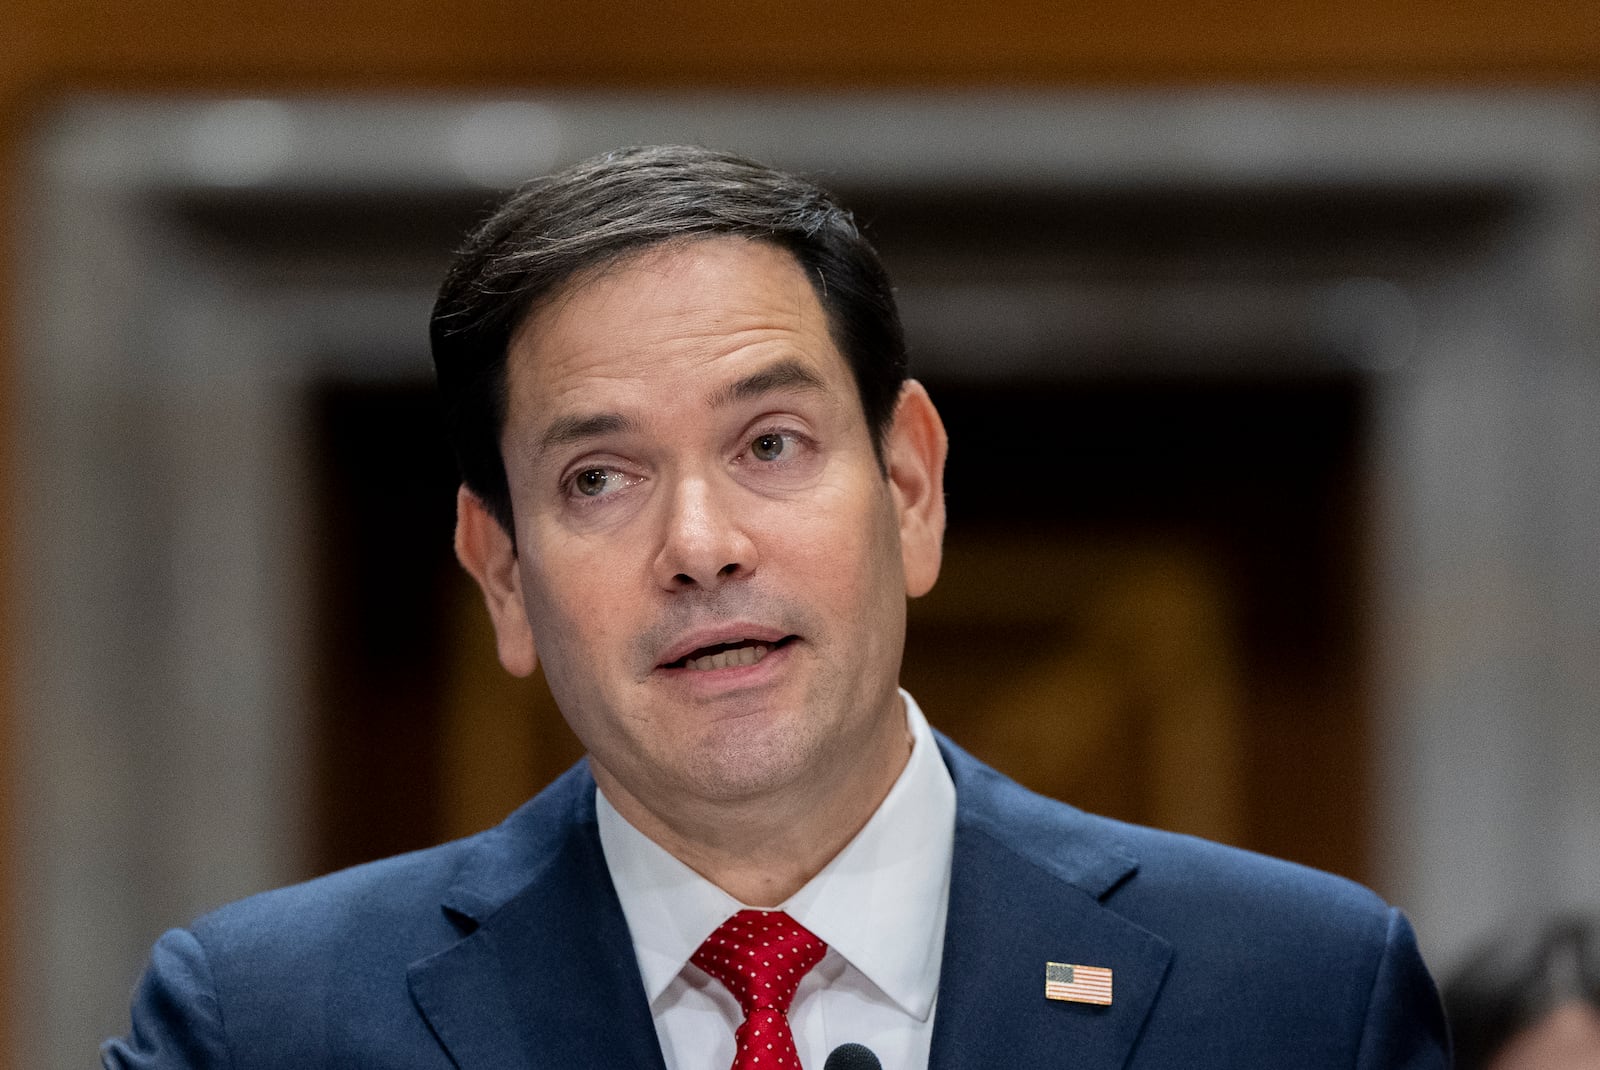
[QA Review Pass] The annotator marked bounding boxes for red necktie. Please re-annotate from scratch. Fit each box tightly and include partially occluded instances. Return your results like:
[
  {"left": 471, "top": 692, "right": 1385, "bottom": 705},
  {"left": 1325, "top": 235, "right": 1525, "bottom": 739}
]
[{"left": 691, "top": 909, "right": 828, "bottom": 1070}]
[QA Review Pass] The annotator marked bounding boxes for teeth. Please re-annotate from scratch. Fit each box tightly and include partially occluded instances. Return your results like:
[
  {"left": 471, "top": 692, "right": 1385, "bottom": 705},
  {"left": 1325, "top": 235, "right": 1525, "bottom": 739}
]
[{"left": 685, "top": 643, "right": 770, "bottom": 671}]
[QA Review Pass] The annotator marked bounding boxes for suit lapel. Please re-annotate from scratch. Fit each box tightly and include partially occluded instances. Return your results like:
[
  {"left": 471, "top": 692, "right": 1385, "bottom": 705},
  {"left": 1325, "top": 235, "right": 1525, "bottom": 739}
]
[
  {"left": 407, "top": 766, "right": 667, "bottom": 1070},
  {"left": 404, "top": 735, "right": 1172, "bottom": 1070},
  {"left": 930, "top": 735, "right": 1173, "bottom": 1070}
]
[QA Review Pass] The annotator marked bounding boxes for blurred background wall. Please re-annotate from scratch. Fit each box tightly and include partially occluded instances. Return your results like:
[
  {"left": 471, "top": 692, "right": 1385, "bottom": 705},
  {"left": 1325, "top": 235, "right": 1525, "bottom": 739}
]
[{"left": 4, "top": 4, "right": 1600, "bottom": 1068}]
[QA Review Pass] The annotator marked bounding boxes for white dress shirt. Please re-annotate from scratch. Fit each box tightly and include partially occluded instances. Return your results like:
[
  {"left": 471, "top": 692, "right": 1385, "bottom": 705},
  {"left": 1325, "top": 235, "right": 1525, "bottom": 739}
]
[{"left": 597, "top": 690, "right": 957, "bottom": 1070}]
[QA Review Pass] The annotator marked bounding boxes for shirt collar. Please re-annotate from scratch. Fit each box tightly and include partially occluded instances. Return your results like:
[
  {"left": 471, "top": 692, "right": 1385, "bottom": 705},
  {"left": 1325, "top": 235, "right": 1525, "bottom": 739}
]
[{"left": 598, "top": 690, "right": 955, "bottom": 1021}]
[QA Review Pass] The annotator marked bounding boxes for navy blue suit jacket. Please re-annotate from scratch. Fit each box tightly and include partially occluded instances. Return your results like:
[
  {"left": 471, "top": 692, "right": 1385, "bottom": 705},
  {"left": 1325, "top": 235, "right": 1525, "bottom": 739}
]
[{"left": 105, "top": 734, "right": 1449, "bottom": 1068}]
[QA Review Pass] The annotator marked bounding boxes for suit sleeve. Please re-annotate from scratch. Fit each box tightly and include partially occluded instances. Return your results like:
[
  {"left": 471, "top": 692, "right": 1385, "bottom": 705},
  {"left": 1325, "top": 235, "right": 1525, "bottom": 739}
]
[
  {"left": 101, "top": 928, "right": 232, "bottom": 1070},
  {"left": 1354, "top": 909, "right": 1451, "bottom": 1070}
]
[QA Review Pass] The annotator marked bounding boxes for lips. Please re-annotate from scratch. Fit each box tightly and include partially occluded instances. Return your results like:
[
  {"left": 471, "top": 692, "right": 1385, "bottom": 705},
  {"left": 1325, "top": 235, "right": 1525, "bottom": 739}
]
[
  {"left": 657, "top": 628, "right": 797, "bottom": 672},
  {"left": 677, "top": 640, "right": 771, "bottom": 671}
]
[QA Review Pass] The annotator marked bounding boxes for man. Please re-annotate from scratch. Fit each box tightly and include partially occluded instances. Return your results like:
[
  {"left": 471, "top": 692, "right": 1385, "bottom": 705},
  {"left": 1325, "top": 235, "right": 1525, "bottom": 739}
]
[
  {"left": 106, "top": 145, "right": 1449, "bottom": 1068},
  {"left": 1444, "top": 913, "right": 1600, "bottom": 1070}
]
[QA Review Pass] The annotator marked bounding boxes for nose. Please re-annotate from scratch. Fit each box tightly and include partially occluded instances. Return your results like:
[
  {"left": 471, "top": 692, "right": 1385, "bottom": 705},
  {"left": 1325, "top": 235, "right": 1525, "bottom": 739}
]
[{"left": 652, "top": 475, "right": 757, "bottom": 591}]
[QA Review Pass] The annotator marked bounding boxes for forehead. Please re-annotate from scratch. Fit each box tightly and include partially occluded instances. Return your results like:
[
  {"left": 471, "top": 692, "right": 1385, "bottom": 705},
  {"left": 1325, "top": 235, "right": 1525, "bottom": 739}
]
[{"left": 503, "top": 237, "right": 849, "bottom": 425}]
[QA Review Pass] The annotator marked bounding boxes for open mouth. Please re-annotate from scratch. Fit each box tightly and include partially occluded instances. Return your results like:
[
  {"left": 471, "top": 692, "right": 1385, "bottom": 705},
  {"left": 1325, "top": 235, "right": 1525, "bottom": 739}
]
[{"left": 663, "top": 636, "right": 797, "bottom": 672}]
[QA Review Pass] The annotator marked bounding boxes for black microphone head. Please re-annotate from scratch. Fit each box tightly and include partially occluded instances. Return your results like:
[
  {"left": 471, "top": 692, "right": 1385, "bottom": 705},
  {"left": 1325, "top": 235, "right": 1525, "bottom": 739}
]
[{"left": 823, "top": 1042, "right": 883, "bottom": 1070}]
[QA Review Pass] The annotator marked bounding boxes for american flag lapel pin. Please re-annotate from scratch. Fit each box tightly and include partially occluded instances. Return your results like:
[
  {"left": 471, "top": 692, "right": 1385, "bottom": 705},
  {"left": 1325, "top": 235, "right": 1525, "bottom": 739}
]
[{"left": 1044, "top": 961, "right": 1114, "bottom": 1006}]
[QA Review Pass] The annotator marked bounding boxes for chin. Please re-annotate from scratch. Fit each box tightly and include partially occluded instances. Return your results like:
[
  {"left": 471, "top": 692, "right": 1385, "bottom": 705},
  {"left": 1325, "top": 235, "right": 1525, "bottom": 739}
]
[{"left": 685, "top": 718, "right": 827, "bottom": 802}]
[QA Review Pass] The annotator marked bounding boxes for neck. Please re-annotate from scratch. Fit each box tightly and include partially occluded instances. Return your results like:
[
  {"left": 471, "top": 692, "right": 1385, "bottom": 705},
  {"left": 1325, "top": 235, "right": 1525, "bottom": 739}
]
[{"left": 592, "top": 708, "right": 914, "bottom": 907}]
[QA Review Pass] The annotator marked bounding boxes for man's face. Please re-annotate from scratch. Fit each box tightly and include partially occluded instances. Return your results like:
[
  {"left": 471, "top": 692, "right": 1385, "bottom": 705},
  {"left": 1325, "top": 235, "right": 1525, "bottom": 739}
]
[{"left": 461, "top": 237, "right": 945, "bottom": 819}]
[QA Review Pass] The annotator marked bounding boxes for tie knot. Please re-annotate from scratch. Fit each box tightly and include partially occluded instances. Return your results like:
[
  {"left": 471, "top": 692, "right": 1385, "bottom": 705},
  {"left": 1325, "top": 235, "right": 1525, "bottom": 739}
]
[{"left": 691, "top": 909, "right": 827, "bottom": 1016}]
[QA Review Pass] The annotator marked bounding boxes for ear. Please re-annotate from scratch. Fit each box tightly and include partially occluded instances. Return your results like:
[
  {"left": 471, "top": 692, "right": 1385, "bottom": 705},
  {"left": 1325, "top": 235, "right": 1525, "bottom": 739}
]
[
  {"left": 883, "top": 379, "right": 948, "bottom": 598},
  {"left": 454, "top": 485, "right": 538, "bottom": 678}
]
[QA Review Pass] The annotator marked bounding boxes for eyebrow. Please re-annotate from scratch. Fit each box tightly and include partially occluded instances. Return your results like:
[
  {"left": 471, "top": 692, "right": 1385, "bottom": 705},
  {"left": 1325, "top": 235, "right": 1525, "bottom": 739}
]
[
  {"left": 533, "top": 359, "right": 826, "bottom": 458},
  {"left": 536, "top": 410, "right": 638, "bottom": 455},
  {"left": 704, "top": 359, "right": 826, "bottom": 409}
]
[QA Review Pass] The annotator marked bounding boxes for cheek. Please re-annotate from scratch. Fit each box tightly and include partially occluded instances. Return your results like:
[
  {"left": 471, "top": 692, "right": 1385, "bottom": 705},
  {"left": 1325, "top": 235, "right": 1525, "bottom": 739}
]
[
  {"left": 779, "top": 487, "right": 903, "bottom": 602},
  {"left": 523, "top": 524, "right": 624, "bottom": 610},
  {"left": 528, "top": 576, "right": 626, "bottom": 655},
  {"left": 521, "top": 536, "right": 650, "bottom": 676}
]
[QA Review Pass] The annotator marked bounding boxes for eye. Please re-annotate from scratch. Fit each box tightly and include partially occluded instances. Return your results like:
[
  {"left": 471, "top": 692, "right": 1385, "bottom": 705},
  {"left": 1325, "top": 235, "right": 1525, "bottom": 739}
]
[
  {"left": 561, "top": 463, "right": 645, "bottom": 508},
  {"left": 750, "top": 432, "right": 787, "bottom": 462},
  {"left": 571, "top": 467, "right": 628, "bottom": 498}
]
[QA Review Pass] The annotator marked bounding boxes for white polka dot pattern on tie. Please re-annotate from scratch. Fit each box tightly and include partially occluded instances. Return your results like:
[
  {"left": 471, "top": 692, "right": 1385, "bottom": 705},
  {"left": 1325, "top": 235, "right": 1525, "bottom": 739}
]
[{"left": 691, "top": 910, "right": 827, "bottom": 1070}]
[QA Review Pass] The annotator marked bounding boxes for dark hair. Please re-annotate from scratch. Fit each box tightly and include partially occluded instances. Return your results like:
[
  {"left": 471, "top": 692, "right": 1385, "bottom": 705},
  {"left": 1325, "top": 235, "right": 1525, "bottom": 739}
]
[
  {"left": 1443, "top": 913, "right": 1600, "bottom": 1070},
  {"left": 430, "top": 145, "right": 908, "bottom": 533}
]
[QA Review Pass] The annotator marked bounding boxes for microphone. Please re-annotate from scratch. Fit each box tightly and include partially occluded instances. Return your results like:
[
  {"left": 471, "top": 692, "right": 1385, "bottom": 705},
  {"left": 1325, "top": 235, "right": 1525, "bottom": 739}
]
[{"left": 823, "top": 1043, "right": 883, "bottom": 1070}]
